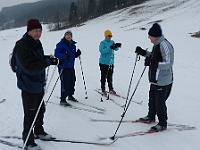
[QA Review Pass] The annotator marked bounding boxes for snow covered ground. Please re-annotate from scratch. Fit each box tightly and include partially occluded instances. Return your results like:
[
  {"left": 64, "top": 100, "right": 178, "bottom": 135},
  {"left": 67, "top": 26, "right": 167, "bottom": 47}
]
[{"left": 1, "top": 0, "right": 200, "bottom": 149}]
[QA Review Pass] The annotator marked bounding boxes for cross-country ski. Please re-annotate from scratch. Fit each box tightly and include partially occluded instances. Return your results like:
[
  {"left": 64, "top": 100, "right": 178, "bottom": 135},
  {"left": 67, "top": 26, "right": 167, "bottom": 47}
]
[
  {"left": 49, "top": 102, "right": 105, "bottom": 114},
  {"left": 54, "top": 96, "right": 106, "bottom": 111},
  {"left": 0, "top": 136, "right": 117, "bottom": 148},
  {"left": 95, "top": 89, "right": 124, "bottom": 108},
  {"left": 89, "top": 118, "right": 196, "bottom": 129},
  {"left": 98, "top": 127, "right": 196, "bottom": 140}
]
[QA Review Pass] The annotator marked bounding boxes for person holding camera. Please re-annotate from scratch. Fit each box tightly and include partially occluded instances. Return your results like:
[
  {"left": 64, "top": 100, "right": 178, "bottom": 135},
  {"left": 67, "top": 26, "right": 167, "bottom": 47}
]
[
  {"left": 135, "top": 23, "right": 174, "bottom": 132},
  {"left": 14, "top": 19, "right": 58, "bottom": 150},
  {"left": 99, "top": 30, "right": 121, "bottom": 95},
  {"left": 54, "top": 30, "right": 81, "bottom": 106}
]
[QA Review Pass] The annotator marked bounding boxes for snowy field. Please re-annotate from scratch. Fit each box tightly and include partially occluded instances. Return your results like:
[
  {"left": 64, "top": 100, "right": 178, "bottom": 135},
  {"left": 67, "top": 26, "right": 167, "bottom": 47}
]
[{"left": 0, "top": 0, "right": 200, "bottom": 149}]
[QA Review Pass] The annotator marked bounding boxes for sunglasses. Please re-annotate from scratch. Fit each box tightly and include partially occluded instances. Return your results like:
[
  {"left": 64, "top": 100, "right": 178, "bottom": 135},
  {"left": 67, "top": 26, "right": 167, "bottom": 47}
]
[{"left": 107, "top": 35, "right": 113, "bottom": 37}]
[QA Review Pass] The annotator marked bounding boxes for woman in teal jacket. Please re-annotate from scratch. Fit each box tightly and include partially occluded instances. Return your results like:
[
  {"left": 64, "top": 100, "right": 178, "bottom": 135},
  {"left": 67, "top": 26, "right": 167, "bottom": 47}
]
[{"left": 99, "top": 30, "right": 121, "bottom": 95}]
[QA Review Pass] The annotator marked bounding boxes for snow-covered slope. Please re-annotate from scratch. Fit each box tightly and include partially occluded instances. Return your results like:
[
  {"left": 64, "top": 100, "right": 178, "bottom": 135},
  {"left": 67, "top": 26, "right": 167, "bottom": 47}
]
[{"left": 1, "top": 0, "right": 200, "bottom": 149}]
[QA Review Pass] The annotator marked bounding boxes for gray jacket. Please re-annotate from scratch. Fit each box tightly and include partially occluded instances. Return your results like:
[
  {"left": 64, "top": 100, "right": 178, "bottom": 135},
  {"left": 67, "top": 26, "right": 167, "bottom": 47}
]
[{"left": 146, "top": 35, "right": 174, "bottom": 86}]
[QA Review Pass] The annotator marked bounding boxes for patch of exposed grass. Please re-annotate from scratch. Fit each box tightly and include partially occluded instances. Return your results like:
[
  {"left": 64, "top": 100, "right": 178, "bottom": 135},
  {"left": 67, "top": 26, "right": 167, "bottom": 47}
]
[
  {"left": 128, "top": 6, "right": 144, "bottom": 15},
  {"left": 191, "top": 31, "right": 200, "bottom": 38},
  {"left": 148, "top": 20, "right": 163, "bottom": 24}
]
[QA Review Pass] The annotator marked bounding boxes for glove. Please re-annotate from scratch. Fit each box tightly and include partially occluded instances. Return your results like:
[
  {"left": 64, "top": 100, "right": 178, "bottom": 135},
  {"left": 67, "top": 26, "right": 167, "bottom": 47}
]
[
  {"left": 115, "top": 43, "right": 122, "bottom": 48},
  {"left": 66, "top": 53, "right": 70, "bottom": 60},
  {"left": 144, "top": 57, "right": 151, "bottom": 66},
  {"left": 110, "top": 44, "right": 116, "bottom": 49},
  {"left": 135, "top": 46, "right": 146, "bottom": 56},
  {"left": 75, "top": 49, "right": 81, "bottom": 58},
  {"left": 50, "top": 58, "right": 58, "bottom": 65}
]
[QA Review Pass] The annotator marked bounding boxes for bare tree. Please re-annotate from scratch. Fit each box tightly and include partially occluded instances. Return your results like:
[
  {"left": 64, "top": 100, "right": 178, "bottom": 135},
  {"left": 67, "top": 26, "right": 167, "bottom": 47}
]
[
  {"left": 77, "top": 0, "right": 88, "bottom": 22},
  {"left": 88, "top": 0, "right": 96, "bottom": 18},
  {"left": 69, "top": 2, "right": 79, "bottom": 25}
]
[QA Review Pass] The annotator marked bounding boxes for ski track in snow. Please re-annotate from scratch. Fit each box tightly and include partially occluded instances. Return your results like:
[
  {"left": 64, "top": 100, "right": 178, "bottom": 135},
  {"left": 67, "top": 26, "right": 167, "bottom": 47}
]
[{"left": 1, "top": 0, "right": 200, "bottom": 149}]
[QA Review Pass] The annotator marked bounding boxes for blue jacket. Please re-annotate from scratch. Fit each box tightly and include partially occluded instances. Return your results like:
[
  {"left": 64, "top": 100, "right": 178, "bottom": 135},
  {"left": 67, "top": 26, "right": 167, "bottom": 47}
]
[
  {"left": 99, "top": 39, "right": 119, "bottom": 65},
  {"left": 54, "top": 38, "right": 77, "bottom": 69},
  {"left": 15, "top": 33, "right": 51, "bottom": 93}
]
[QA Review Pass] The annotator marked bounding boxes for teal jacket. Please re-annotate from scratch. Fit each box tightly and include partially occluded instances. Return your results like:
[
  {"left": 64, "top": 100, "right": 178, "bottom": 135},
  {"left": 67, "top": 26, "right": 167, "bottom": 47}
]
[{"left": 99, "top": 39, "right": 119, "bottom": 65}]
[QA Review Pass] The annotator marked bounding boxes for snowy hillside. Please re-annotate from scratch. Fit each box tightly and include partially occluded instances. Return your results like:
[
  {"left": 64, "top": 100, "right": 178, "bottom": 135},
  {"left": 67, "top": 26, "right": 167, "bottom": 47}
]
[{"left": 1, "top": 0, "right": 200, "bottom": 149}]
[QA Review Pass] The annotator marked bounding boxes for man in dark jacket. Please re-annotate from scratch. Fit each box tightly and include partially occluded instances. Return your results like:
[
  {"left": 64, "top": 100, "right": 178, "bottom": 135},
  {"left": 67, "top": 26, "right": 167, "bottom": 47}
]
[
  {"left": 14, "top": 19, "right": 58, "bottom": 150},
  {"left": 54, "top": 30, "right": 81, "bottom": 106},
  {"left": 135, "top": 23, "right": 174, "bottom": 132}
]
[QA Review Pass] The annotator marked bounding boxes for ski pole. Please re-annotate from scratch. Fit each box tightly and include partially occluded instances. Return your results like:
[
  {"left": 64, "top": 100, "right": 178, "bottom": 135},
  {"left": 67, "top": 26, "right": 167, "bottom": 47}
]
[
  {"left": 45, "top": 65, "right": 57, "bottom": 93},
  {"left": 23, "top": 69, "right": 63, "bottom": 149},
  {"left": 46, "top": 66, "right": 50, "bottom": 85},
  {"left": 122, "top": 54, "right": 139, "bottom": 111},
  {"left": 44, "top": 54, "right": 57, "bottom": 93},
  {"left": 45, "top": 68, "right": 63, "bottom": 105},
  {"left": 79, "top": 56, "right": 88, "bottom": 99},
  {"left": 110, "top": 66, "right": 147, "bottom": 140}
]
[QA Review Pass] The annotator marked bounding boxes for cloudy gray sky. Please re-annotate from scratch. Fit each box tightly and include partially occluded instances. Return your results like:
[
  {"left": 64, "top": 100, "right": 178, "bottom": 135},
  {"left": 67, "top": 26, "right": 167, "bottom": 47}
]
[{"left": 0, "top": 0, "right": 40, "bottom": 10}]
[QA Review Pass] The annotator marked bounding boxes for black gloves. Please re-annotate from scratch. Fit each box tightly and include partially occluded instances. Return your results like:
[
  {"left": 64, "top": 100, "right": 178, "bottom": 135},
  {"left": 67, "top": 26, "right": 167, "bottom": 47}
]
[
  {"left": 44, "top": 55, "right": 58, "bottom": 65},
  {"left": 135, "top": 46, "right": 146, "bottom": 56},
  {"left": 75, "top": 49, "right": 81, "bottom": 58},
  {"left": 110, "top": 43, "right": 122, "bottom": 49},
  {"left": 45, "top": 55, "right": 58, "bottom": 65},
  {"left": 66, "top": 53, "right": 70, "bottom": 60},
  {"left": 66, "top": 49, "right": 81, "bottom": 59},
  {"left": 110, "top": 44, "right": 116, "bottom": 49},
  {"left": 115, "top": 43, "right": 122, "bottom": 48},
  {"left": 50, "top": 58, "right": 58, "bottom": 65}
]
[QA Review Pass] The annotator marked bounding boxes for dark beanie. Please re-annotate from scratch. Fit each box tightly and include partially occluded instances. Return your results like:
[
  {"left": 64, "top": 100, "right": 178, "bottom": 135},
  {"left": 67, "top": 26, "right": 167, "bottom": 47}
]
[
  {"left": 64, "top": 30, "right": 72, "bottom": 37},
  {"left": 27, "top": 19, "right": 42, "bottom": 32},
  {"left": 148, "top": 23, "right": 162, "bottom": 37}
]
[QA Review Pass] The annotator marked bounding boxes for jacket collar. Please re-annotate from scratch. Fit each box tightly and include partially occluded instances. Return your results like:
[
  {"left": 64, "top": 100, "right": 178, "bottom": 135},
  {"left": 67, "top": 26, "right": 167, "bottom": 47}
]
[
  {"left": 62, "top": 38, "right": 77, "bottom": 47},
  {"left": 22, "top": 32, "right": 41, "bottom": 48},
  {"left": 154, "top": 35, "right": 165, "bottom": 46},
  {"left": 104, "top": 38, "right": 112, "bottom": 42}
]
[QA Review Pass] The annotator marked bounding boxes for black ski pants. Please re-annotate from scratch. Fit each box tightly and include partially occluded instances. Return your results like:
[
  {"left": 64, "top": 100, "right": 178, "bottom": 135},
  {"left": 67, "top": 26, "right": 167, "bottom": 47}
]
[
  {"left": 147, "top": 83, "right": 172, "bottom": 127},
  {"left": 59, "top": 68, "right": 76, "bottom": 101},
  {"left": 99, "top": 64, "right": 114, "bottom": 91},
  {"left": 21, "top": 90, "right": 45, "bottom": 145}
]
